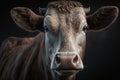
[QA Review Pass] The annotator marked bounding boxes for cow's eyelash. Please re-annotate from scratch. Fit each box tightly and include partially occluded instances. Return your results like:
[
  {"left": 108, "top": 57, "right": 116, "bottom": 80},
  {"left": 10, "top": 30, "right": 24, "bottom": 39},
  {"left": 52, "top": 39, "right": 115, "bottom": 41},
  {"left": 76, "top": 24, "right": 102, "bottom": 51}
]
[{"left": 83, "top": 24, "right": 88, "bottom": 32}]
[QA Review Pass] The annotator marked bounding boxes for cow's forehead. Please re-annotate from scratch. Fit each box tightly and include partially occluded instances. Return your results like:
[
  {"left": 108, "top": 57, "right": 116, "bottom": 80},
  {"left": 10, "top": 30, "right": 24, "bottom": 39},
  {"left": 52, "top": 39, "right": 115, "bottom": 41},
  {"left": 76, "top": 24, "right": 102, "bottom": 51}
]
[
  {"left": 45, "top": 7, "right": 85, "bottom": 17},
  {"left": 44, "top": 7, "right": 86, "bottom": 31},
  {"left": 71, "top": 7, "right": 86, "bottom": 16},
  {"left": 44, "top": 7, "right": 86, "bottom": 26}
]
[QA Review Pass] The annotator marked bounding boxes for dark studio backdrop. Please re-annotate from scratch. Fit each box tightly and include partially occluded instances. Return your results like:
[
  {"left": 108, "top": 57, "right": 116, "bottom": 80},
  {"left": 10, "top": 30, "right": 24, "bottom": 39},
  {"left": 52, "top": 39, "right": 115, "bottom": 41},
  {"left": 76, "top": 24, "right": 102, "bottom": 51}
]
[{"left": 0, "top": 0, "right": 120, "bottom": 80}]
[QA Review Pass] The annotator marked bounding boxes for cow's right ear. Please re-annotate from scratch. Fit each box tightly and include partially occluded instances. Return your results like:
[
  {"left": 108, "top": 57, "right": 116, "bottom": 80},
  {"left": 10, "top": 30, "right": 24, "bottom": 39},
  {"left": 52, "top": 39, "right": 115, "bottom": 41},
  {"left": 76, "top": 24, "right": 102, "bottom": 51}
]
[
  {"left": 86, "top": 6, "right": 119, "bottom": 32},
  {"left": 11, "top": 7, "right": 44, "bottom": 32}
]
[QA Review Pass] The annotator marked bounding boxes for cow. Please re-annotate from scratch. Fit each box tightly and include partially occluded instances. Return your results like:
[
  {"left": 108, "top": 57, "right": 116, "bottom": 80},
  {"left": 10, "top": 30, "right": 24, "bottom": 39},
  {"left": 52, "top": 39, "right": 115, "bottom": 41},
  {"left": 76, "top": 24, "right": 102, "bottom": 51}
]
[{"left": 0, "top": 1, "right": 119, "bottom": 80}]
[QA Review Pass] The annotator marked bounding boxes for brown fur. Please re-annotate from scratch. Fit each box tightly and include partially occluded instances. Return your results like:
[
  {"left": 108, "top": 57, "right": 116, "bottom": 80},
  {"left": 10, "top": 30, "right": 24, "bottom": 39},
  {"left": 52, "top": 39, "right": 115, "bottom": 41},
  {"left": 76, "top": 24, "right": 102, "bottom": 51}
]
[
  {"left": 0, "top": 33, "right": 55, "bottom": 80},
  {"left": 47, "top": 1, "right": 83, "bottom": 13},
  {"left": 11, "top": 7, "right": 44, "bottom": 32},
  {"left": 87, "top": 6, "right": 119, "bottom": 31},
  {"left": 0, "top": 1, "right": 119, "bottom": 80}
]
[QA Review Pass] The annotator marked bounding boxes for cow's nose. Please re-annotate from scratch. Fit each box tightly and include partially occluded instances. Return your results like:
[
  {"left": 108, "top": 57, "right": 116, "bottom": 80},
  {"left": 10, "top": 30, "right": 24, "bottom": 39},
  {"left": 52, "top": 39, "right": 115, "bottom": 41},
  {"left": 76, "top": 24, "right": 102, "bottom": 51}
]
[
  {"left": 55, "top": 53, "right": 79, "bottom": 66},
  {"left": 52, "top": 52, "right": 83, "bottom": 70}
]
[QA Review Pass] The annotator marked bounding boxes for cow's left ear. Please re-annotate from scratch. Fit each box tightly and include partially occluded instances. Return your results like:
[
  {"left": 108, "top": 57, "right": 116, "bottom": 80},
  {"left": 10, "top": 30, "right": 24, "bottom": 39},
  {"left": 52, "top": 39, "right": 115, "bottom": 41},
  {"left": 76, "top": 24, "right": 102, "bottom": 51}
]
[{"left": 87, "top": 6, "right": 119, "bottom": 31}]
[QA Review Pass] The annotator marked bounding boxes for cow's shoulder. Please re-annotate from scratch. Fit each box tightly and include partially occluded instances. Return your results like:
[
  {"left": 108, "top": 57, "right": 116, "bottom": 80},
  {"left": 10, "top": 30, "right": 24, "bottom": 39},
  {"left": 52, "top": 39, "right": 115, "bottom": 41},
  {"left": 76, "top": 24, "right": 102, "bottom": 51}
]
[
  {"left": 0, "top": 32, "right": 44, "bottom": 55},
  {"left": 6, "top": 37, "right": 34, "bottom": 47},
  {"left": 0, "top": 37, "right": 34, "bottom": 54},
  {"left": 0, "top": 32, "right": 44, "bottom": 52},
  {"left": 7, "top": 37, "right": 34, "bottom": 46}
]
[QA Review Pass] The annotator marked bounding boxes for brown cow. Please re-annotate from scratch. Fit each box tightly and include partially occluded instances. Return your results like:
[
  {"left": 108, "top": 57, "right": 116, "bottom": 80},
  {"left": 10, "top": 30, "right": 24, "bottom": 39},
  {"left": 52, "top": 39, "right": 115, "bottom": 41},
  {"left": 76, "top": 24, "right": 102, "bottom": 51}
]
[{"left": 0, "top": 1, "right": 119, "bottom": 80}]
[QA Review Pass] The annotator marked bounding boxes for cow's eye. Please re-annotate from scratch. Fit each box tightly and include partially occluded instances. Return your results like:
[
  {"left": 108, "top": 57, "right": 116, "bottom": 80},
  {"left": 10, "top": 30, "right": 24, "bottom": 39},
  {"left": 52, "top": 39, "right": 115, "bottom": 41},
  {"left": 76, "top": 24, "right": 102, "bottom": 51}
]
[
  {"left": 83, "top": 24, "right": 88, "bottom": 32},
  {"left": 44, "top": 26, "right": 49, "bottom": 32}
]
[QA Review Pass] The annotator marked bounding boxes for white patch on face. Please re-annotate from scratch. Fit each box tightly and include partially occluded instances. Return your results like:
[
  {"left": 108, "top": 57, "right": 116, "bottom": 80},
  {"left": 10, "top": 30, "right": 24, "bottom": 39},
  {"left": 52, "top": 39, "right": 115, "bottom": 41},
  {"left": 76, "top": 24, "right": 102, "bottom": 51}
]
[
  {"left": 44, "top": 8, "right": 61, "bottom": 61},
  {"left": 47, "top": 32, "right": 61, "bottom": 70}
]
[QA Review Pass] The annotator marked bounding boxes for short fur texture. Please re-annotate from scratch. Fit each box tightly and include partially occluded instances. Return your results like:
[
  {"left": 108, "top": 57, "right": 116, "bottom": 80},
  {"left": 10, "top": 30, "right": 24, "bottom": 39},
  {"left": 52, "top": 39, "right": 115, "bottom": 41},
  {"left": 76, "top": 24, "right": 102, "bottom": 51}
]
[
  {"left": 0, "top": 1, "right": 119, "bottom": 80},
  {"left": 47, "top": 1, "right": 83, "bottom": 13}
]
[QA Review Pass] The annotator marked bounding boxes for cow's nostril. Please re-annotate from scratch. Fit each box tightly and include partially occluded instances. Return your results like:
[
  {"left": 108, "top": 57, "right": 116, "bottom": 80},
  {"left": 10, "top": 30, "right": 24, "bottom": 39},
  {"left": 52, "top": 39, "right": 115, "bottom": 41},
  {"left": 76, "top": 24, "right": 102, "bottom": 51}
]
[
  {"left": 73, "top": 55, "right": 79, "bottom": 64},
  {"left": 55, "top": 55, "right": 61, "bottom": 64}
]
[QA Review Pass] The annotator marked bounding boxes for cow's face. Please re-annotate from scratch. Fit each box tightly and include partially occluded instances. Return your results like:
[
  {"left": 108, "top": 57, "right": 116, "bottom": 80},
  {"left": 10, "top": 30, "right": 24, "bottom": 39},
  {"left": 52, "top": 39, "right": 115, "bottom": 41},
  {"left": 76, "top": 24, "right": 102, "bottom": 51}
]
[
  {"left": 44, "top": 7, "right": 86, "bottom": 76},
  {"left": 10, "top": 1, "right": 118, "bottom": 79}
]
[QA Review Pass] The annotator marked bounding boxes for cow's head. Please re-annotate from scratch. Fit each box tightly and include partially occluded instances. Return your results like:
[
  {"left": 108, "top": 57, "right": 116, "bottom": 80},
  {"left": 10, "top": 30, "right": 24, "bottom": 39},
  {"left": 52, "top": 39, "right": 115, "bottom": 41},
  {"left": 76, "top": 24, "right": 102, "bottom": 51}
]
[{"left": 11, "top": 1, "right": 118, "bottom": 79}]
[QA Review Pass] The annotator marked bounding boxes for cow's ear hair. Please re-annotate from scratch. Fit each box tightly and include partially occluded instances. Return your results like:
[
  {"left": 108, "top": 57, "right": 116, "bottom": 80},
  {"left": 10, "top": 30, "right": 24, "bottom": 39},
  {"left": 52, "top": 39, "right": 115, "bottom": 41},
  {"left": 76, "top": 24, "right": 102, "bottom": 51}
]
[
  {"left": 39, "top": 7, "right": 46, "bottom": 16},
  {"left": 87, "top": 6, "right": 119, "bottom": 31},
  {"left": 11, "top": 7, "right": 44, "bottom": 32}
]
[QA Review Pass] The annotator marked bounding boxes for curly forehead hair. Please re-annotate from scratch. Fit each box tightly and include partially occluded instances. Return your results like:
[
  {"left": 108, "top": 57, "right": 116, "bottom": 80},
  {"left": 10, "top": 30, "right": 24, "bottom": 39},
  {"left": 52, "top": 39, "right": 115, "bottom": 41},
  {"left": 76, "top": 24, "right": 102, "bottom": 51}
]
[{"left": 47, "top": 1, "right": 83, "bottom": 13}]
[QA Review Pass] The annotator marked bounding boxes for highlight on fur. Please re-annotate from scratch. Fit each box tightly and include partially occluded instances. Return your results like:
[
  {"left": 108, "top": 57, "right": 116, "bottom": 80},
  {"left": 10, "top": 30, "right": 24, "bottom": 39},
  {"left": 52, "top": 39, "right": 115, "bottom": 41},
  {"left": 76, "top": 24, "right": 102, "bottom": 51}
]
[{"left": 0, "top": 1, "right": 119, "bottom": 80}]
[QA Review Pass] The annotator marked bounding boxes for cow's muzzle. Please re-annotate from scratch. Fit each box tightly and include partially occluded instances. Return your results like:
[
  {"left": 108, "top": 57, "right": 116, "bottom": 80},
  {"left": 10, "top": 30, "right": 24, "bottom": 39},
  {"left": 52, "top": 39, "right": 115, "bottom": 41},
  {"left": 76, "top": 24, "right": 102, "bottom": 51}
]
[{"left": 51, "top": 52, "right": 84, "bottom": 75}]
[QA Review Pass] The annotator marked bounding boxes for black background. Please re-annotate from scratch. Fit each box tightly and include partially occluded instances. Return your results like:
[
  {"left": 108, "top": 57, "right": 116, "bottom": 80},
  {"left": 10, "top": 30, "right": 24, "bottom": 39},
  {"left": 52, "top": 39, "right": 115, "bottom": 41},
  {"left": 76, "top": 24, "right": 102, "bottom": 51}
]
[{"left": 0, "top": 0, "right": 120, "bottom": 80}]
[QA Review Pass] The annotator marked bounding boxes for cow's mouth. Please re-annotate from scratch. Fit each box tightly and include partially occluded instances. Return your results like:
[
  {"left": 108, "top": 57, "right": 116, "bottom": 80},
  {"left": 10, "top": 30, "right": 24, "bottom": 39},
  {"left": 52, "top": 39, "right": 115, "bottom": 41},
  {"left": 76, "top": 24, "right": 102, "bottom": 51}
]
[{"left": 53, "top": 69, "right": 80, "bottom": 76}]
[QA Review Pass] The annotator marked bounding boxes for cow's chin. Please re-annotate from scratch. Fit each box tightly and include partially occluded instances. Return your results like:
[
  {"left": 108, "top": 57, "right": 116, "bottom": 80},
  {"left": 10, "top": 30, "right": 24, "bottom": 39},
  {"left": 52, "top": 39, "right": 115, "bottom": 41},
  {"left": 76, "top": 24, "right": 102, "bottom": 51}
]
[{"left": 54, "top": 69, "right": 79, "bottom": 77}]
